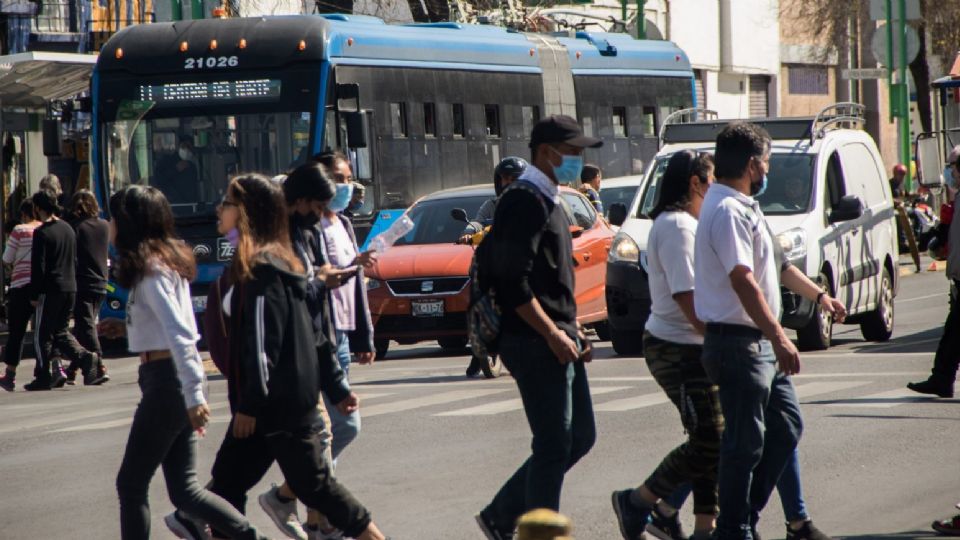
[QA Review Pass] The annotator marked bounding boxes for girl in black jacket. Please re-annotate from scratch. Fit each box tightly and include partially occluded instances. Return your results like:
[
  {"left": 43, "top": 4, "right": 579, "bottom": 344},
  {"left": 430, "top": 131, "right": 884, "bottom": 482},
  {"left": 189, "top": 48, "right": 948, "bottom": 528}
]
[{"left": 206, "top": 174, "right": 386, "bottom": 540}]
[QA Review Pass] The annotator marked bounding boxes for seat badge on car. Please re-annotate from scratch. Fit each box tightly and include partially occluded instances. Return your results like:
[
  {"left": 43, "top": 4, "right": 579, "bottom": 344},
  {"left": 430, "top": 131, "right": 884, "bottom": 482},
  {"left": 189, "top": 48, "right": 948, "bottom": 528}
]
[{"left": 421, "top": 280, "right": 434, "bottom": 293}]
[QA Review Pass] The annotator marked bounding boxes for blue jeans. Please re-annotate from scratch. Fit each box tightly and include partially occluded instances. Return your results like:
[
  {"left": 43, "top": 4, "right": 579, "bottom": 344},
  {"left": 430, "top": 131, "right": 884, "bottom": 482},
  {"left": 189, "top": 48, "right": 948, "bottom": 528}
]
[
  {"left": 483, "top": 333, "right": 597, "bottom": 531},
  {"left": 323, "top": 330, "right": 361, "bottom": 462},
  {"left": 701, "top": 326, "right": 803, "bottom": 540}
]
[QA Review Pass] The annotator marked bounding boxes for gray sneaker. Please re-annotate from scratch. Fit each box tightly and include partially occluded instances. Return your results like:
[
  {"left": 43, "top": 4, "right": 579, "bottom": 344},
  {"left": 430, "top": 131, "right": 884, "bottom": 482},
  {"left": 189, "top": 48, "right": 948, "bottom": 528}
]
[
  {"left": 164, "top": 511, "right": 212, "bottom": 540},
  {"left": 258, "top": 484, "right": 307, "bottom": 540}
]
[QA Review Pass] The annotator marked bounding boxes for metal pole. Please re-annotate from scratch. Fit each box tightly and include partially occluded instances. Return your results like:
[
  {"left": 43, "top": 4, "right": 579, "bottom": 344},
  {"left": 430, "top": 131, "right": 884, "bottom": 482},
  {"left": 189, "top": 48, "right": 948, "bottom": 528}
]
[
  {"left": 898, "top": 0, "right": 912, "bottom": 192},
  {"left": 637, "top": 0, "right": 645, "bottom": 39},
  {"left": 886, "top": 0, "right": 894, "bottom": 109},
  {"left": 621, "top": 0, "right": 627, "bottom": 34}
]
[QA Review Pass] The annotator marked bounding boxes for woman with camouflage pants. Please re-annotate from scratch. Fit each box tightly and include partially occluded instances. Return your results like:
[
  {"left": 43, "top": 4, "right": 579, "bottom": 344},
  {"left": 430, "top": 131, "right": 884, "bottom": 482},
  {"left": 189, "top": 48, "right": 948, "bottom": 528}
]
[{"left": 611, "top": 150, "right": 722, "bottom": 540}]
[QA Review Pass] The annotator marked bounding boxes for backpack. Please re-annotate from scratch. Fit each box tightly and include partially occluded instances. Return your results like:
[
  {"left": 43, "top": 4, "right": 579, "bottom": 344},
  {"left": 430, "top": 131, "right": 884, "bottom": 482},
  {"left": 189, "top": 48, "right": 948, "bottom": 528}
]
[{"left": 467, "top": 181, "right": 552, "bottom": 358}]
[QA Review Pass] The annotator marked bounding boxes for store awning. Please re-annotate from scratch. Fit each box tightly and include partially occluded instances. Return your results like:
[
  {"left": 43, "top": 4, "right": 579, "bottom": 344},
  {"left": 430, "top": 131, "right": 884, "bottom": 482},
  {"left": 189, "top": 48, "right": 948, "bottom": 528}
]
[{"left": 0, "top": 52, "right": 96, "bottom": 108}]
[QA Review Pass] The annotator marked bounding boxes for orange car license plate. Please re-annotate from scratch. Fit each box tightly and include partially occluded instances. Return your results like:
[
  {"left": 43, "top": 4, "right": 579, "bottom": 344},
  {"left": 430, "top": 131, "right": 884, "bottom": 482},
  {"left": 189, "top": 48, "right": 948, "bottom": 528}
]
[{"left": 411, "top": 299, "right": 444, "bottom": 317}]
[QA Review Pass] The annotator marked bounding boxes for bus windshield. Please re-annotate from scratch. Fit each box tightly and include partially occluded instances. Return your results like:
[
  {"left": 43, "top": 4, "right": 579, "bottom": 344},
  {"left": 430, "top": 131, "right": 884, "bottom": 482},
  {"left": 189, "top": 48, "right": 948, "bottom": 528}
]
[{"left": 104, "top": 104, "right": 311, "bottom": 217}]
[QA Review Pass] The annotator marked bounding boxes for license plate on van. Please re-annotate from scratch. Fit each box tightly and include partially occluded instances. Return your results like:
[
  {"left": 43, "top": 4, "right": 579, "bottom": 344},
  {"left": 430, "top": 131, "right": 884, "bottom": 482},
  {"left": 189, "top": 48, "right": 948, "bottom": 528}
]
[{"left": 411, "top": 299, "right": 444, "bottom": 317}]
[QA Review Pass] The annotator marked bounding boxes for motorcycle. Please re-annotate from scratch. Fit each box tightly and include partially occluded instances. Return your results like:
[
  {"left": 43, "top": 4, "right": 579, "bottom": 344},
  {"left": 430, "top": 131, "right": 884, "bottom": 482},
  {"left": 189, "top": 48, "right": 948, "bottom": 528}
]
[{"left": 899, "top": 195, "right": 939, "bottom": 252}]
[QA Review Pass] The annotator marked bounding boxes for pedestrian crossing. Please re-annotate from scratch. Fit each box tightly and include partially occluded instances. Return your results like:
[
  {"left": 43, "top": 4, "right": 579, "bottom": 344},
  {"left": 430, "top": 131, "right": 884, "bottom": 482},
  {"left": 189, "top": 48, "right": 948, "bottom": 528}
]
[{"left": 0, "top": 369, "right": 948, "bottom": 436}]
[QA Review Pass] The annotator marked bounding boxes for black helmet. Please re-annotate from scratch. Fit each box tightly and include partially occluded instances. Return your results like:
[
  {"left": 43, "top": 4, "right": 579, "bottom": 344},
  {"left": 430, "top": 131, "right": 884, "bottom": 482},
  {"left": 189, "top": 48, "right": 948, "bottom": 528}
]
[{"left": 494, "top": 157, "right": 527, "bottom": 195}]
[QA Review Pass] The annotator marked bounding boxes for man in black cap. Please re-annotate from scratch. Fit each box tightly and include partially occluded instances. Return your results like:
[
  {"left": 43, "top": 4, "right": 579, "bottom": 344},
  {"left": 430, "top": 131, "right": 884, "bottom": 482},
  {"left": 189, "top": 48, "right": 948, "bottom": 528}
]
[{"left": 475, "top": 115, "right": 602, "bottom": 540}]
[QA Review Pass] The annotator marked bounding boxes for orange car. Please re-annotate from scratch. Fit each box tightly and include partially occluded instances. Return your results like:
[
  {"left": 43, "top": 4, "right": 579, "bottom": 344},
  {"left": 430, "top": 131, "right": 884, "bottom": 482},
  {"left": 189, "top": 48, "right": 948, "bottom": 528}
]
[{"left": 366, "top": 184, "right": 615, "bottom": 359}]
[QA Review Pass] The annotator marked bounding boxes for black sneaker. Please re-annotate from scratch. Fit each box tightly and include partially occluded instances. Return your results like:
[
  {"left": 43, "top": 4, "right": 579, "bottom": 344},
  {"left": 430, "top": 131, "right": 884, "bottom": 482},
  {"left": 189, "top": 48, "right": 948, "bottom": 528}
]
[
  {"left": 646, "top": 505, "right": 685, "bottom": 540},
  {"left": 611, "top": 490, "right": 651, "bottom": 540},
  {"left": 466, "top": 356, "right": 482, "bottom": 378},
  {"left": 786, "top": 521, "right": 833, "bottom": 540},
  {"left": 23, "top": 378, "right": 52, "bottom": 391},
  {"left": 0, "top": 372, "right": 15, "bottom": 392},
  {"left": 907, "top": 378, "right": 954, "bottom": 398},
  {"left": 50, "top": 361, "right": 67, "bottom": 389},
  {"left": 164, "top": 510, "right": 211, "bottom": 540},
  {"left": 475, "top": 511, "right": 514, "bottom": 540},
  {"left": 65, "top": 368, "right": 77, "bottom": 386},
  {"left": 83, "top": 354, "right": 108, "bottom": 386}
]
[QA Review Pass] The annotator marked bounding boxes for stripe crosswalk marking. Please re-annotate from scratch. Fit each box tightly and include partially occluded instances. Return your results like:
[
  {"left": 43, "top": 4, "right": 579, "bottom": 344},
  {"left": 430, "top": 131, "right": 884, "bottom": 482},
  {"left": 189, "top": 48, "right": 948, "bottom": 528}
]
[
  {"left": 594, "top": 392, "right": 670, "bottom": 412},
  {"left": 50, "top": 401, "right": 230, "bottom": 433},
  {"left": 436, "top": 386, "right": 631, "bottom": 417},
  {"left": 793, "top": 381, "right": 871, "bottom": 399},
  {"left": 361, "top": 389, "right": 510, "bottom": 418},
  {"left": 824, "top": 388, "right": 928, "bottom": 408}
]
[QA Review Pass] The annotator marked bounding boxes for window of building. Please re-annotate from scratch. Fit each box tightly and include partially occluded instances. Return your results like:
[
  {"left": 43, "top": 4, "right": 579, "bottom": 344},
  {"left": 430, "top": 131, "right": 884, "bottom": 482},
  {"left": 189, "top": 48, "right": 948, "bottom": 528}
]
[
  {"left": 612, "top": 106, "right": 628, "bottom": 138},
  {"left": 452, "top": 103, "right": 464, "bottom": 137},
  {"left": 788, "top": 65, "right": 828, "bottom": 95},
  {"left": 390, "top": 102, "right": 408, "bottom": 137},
  {"left": 522, "top": 105, "right": 540, "bottom": 135},
  {"left": 642, "top": 106, "right": 656, "bottom": 136},
  {"left": 484, "top": 104, "right": 501, "bottom": 137},
  {"left": 423, "top": 102, "right": 436, "bottom": 137}
]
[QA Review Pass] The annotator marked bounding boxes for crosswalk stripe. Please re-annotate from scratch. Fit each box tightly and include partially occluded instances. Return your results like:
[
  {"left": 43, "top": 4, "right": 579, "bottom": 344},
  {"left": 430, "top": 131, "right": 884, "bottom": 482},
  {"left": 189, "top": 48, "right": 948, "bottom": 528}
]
[
  {"left": 436, "top": 386, "right": 631, "bottom": 417},
  {"left": 47, "top": 401, "right": 229, "bottom": 434},
  {"left": 824, "top": 388, "right": 929, "bottom": 408},
  {"left": 361, "top": 389, "right": 510, "bottom": 418},
  {"left": 356, "top": 393, "right": 395, "bottom": 401},
  {"left": 594, "top": 392, "right": 670, "bottom": 412},
  {"left": 793, "top": 381, "right": 871, "bottom": 398}
]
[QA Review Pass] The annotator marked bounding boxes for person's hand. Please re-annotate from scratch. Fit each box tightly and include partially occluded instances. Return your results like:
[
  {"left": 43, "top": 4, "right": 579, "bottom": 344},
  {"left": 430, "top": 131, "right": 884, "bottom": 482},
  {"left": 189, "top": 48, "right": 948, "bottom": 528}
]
[
  {"left": 353, "top": 250, "right": 377, "bottom": 268},
  {"left": 546, "top": 328, "right": 579, "bottom": 365},
  {"left": 576, "top": 327, "right": 593, "bottom": 362},
  {"left": 336, "top": 392, "right": 360, "bottom": 415},
  {"left": 820, "top": 295, "right": 847, "bottom": 323},
  {"left": 232, "top": 413, "right": 256, "bottom": 439},
  {"left": 356, "top": 351, "right": 375, "bottom": 365},
  {"left": 187, "top": 403, "right": 211, "bottom": 435},
  {"left": 773, "top": 333, "right": 801, "bottom": 375},
  {"left": 456, "top": 234, "right": 473, "bottom": 245},
  {"left": 322, "top": 267, "right": 356, "bottom": 288},
  {"left": 98, "top": 317, "right": 127, "bottom": 339}
]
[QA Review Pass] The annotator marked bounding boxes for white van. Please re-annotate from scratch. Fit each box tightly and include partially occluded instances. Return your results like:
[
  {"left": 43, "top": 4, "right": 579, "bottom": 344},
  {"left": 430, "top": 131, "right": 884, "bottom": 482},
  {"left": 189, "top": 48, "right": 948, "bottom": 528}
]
[{"left": 605, "top": 104, "right": 898, "bottom": 354}]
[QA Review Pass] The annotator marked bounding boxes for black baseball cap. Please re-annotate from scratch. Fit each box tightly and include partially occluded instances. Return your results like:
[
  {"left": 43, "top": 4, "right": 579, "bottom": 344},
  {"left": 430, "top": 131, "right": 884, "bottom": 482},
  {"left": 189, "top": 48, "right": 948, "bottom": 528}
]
[{"left": 529, "top": 115, "right": 602, "bottom": 149}]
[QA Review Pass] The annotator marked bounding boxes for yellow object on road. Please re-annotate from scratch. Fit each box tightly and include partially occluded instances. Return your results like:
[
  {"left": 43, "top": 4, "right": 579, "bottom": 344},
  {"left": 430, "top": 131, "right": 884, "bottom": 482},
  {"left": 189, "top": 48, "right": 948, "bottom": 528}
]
[{"left": 516, "top": 508, "right": 572, "bottom": 540}]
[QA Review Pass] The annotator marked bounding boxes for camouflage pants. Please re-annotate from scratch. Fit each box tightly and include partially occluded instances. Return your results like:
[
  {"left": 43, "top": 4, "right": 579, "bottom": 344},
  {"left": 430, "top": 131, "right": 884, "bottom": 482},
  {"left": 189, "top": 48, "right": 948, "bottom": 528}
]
[{"left": 642, "top": 331, "right": 724, "bottom": 516}]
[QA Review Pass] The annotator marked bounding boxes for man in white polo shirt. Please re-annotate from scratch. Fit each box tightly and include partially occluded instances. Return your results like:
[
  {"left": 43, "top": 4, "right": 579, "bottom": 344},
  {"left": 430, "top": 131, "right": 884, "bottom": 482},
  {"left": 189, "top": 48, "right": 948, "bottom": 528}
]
[{"left": 694, "top": 122, "right": 846, "bottom": 540}]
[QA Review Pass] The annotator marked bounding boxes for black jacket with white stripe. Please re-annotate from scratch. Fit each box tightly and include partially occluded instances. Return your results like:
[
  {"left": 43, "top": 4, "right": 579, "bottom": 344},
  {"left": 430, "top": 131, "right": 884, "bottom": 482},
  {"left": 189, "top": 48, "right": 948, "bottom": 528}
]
[{"left": 237, "top": 255, "right": 323, "bottom": 429}]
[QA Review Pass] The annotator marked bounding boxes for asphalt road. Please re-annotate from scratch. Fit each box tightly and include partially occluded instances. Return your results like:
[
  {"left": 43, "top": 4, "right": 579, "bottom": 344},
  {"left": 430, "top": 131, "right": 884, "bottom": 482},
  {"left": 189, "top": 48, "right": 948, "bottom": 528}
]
[{"left": 0, "top": 258, "right": 956, "bottom": 540}]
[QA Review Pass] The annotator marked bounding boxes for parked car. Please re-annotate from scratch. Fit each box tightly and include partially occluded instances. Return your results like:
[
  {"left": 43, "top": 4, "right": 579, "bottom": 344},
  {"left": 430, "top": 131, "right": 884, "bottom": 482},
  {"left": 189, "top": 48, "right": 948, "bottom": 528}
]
[
  {"left": 599, "top": 175, "right": 645, "bottom": 222},
  {"left": 606, "top": 104, "right": 898, "bottom": 354},
  {"left": 366, "top": 184, "right": 615, "bottom": 359}
]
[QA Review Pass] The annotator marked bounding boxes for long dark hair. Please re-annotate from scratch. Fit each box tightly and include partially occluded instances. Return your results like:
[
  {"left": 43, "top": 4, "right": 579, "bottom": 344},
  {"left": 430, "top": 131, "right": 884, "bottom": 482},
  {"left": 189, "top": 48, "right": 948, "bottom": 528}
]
[
  {"left": 109, "top": 185, "right": 196, "bottom": 288},
  {"left": 283, "top": 162, "right": 336, "bottom": 204},
  {"left": 228, "top": 174, "right": 304, "bottom": 282},
  {"left": 69, "top": 189, "right": 100, "bottom": 220},
  {"left": 649, "top": 150, "right": 714, "bottom": 219}
]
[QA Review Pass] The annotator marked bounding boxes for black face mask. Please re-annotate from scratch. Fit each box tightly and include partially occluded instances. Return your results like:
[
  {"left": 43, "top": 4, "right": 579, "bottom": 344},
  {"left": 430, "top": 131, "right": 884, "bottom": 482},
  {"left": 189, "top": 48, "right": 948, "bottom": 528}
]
[{"left": 292, "top": 211, "right": 319, "bottom": 228}]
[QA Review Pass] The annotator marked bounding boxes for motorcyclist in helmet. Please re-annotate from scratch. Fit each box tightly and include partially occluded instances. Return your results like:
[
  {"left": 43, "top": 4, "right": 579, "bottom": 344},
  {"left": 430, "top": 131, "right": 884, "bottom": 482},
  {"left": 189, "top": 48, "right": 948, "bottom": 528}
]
[{"left": 458, "top": 157, "right": 527, "bottom": 244}]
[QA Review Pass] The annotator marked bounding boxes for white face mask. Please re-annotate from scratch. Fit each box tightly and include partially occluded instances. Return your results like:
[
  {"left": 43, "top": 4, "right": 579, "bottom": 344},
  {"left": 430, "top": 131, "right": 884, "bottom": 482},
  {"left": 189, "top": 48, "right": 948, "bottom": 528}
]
[{"left": 178, "top": 148, "right": 192, "bottom": 161}]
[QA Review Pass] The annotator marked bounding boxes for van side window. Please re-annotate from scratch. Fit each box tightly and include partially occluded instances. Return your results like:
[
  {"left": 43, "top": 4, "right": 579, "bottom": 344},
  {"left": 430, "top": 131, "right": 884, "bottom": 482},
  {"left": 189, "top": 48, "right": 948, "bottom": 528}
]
[{"left": 825, "top": 151, "right": 846, "bottom": 208}]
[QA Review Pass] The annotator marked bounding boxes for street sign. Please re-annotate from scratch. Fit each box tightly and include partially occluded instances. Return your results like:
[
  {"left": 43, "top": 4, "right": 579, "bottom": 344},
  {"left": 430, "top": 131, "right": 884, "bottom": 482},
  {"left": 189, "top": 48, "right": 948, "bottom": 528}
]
[
  {"left": 871, "top": 23, "right": 920, "bottom": 69},
  {"left": 842, "top": 68, "right": 889, "bottom": 80},
  {"left": 869, "top": 0, "right": 920, "bottom": 21}
]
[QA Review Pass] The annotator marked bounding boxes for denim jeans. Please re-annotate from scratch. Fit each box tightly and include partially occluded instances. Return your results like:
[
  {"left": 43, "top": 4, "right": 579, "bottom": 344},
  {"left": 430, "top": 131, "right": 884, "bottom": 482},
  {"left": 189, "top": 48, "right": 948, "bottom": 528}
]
[
  {"left": 116, "top": 359, "right": 262, "bottom": 540},
  {"left": 483, "top": 332, "right": 597, "bottom": 532},
  {"left": 701, "top": 326, "right": 803, "bottom": 540},
  {"left": 323, "top": 330, "right": 361, "bottom": 462}
]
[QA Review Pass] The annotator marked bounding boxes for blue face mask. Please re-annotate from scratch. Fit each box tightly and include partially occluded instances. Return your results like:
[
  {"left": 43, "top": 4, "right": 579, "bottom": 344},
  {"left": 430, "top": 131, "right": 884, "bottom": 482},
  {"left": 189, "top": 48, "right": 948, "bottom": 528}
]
[
  {"left": 329, "top": 183, "right": 354, "bottom": 213},
  {"left": 549, "top": 148, "right": 584, "bottom": 185},
  {"left": 751, "top": 174, "right": 769, "bottom": 198}
]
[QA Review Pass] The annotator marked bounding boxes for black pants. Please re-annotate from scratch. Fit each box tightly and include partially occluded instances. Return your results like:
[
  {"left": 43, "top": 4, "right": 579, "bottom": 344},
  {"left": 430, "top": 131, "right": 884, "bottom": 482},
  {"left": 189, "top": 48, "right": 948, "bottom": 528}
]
[
  {"left": 33, "top": 292, "right": 91, "bottom": 381},
  {"left": 116, "top": 359, "right": 263, "bottom": 540},
  {"left": 931, "top": 280, "right": 960, "bottom": 384},
  {"left": 3, "top": 287, "right": 33, "bottom": 368},
  {"left": 72, "top": 290, "right": 105, "bottom": 356},
  {"left": 209, "top": 417, "right": 372, "bottom": 538}
]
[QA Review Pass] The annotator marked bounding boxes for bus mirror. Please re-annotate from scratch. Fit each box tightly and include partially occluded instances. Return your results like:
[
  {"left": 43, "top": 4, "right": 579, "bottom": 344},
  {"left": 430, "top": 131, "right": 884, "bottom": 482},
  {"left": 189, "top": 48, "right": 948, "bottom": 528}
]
[
  {"left": 43, "top": 119, "right": 62, "bottom": 156},
  {"left": 336, "top": 83, "right": 361, "bottom": 112},
  {"left": 916, "top": 133, "right": 943, "bottom": 187},
  {"left": 345, "top": 111, "right": 369, "bottom": 149}
]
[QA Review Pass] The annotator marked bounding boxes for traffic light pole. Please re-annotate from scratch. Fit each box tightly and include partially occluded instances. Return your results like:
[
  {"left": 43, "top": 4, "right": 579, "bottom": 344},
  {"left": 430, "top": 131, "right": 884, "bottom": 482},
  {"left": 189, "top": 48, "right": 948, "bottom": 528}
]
[{"left": 886, "top": 0, "right": 912, "bottom": 191}]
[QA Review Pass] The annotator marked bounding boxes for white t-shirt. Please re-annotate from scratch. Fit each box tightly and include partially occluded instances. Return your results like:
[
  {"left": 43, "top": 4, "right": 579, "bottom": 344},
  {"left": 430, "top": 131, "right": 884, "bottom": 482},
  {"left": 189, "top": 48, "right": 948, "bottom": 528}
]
[
  {"left": 645, "top": 210, "right": 702, "bottom": 345},
  {"left": 694, "top": 183, "right": 780, "bottom": 328}
]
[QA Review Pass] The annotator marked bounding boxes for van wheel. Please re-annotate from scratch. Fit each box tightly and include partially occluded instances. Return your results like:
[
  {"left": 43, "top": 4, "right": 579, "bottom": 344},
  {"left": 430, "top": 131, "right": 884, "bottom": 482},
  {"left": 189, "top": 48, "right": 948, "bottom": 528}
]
[
  {"left": 374, "top": 339, "right": 390, "bottom": 359},
  {"left": 593, "top": 321, "right": 612, "bottom": 341},
  {"left": 438, "top": 336, "right": 468, "bottom": 351},
  {"left": 481, "top": 354, "right": 503, "bottom": 378},
  {"left": 797, "top": 273, "right": 833, "bottom": 351},
  {"left": 611, "top": 329, "right": 643, "bottom": 356},
  {"left": 861, "top": 267, "right": 894, "bottom": 342}
]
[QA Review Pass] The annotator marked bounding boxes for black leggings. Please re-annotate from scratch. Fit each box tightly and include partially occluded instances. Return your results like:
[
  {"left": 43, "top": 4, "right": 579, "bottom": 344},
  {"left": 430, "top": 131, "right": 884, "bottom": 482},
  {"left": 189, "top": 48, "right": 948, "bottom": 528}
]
[{"left": 3, "top": 287, "right": 32, "bottom": 368}]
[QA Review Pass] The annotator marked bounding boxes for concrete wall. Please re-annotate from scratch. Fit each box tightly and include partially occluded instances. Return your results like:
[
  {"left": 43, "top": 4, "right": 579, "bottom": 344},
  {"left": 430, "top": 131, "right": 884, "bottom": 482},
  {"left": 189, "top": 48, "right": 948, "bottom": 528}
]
[{"left": 719, "top": 0, "right": 779, "bottom": 74}]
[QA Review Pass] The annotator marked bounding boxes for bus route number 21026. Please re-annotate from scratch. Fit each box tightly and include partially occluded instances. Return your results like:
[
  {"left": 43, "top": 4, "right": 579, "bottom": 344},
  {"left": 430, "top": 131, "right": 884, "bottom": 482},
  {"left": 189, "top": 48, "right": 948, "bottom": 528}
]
[{"left": 185, "top": 56, "right": 239, "bottom": 70}]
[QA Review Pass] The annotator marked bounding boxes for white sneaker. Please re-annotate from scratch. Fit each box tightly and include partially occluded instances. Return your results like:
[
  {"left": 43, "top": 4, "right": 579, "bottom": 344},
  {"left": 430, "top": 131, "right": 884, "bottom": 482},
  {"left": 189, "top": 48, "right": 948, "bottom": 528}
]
[
  {"left": 258, "top": 484, "right": 307, "bottom": 540},
  {"left": 164, "top": 511, "right": 212, "bottom": 540}
]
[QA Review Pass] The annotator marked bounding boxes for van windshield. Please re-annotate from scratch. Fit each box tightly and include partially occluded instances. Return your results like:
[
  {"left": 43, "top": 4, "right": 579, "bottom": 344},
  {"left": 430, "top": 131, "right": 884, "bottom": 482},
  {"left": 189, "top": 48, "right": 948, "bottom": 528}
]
[{"left": 638, "top": 153, "right": 816, "bottom": 217}]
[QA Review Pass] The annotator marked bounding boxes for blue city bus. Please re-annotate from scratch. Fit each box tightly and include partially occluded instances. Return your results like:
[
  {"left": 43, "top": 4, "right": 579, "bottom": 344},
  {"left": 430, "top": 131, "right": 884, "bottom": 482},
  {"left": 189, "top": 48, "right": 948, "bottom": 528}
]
[{"left": 91, "top": 14, "right": 694, "bottom": 323}]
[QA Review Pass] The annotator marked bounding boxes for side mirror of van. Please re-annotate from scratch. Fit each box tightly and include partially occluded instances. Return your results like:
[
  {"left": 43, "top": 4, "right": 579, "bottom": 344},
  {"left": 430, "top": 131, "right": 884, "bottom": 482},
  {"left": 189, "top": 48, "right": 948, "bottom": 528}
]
[
  {"left": 608, "top": 203, "right": 628, "bottom": 227},
  {"left": 828, "top": 195, "right": 864, "bottom": 224}
]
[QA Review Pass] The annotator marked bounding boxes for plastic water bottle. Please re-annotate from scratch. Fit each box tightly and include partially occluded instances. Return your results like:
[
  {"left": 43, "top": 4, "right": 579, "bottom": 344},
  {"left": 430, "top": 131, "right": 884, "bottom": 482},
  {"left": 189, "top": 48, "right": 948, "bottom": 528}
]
[{"left": 368, "top": 214, "right": 414, "bottom": 254}]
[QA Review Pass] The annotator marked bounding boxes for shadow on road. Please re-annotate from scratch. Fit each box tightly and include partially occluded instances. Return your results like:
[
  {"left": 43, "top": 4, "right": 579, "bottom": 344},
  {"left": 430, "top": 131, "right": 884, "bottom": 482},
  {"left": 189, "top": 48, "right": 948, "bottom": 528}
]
[
  {"left": 826, "top": 414, "right": 960, "bottom": 421},
  {"left": 810, "top": 395, "right": 960, "bottom": 407},
  {"left": 839, "top": 530, "right": 942, "bottom": 540},
  {"left": 849, "top": 327, "right": 941, "bottom": 355}
]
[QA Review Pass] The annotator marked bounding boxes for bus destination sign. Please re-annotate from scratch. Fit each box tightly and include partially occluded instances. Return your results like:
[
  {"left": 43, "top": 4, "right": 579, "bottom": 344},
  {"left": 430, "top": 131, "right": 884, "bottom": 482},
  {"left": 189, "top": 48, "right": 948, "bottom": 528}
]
[{"left": 137, "top": 79, "right": 282, "bottom": 104}]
